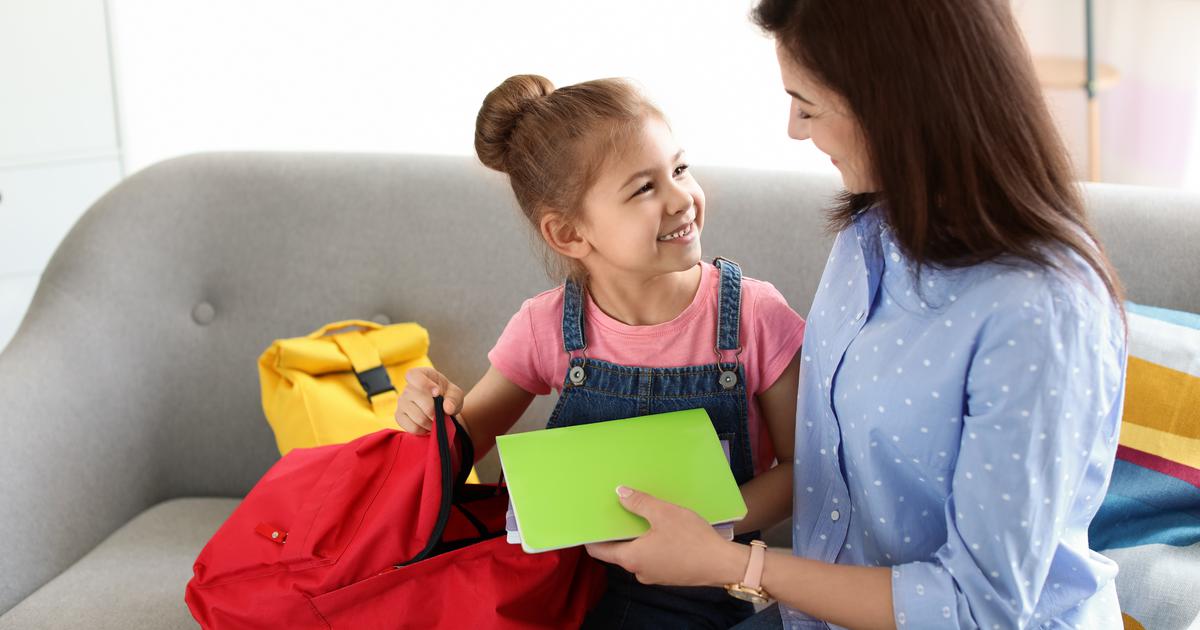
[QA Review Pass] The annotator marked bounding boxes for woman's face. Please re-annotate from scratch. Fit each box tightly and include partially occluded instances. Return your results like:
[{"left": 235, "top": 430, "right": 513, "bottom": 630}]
[{"left": 775, "top": 44, "right": 878, "bottom": 194}]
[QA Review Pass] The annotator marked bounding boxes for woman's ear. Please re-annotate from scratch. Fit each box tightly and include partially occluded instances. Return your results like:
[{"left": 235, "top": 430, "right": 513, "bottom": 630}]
[{"left": 540, "top": 211, "right": 591, "bottom": 261}]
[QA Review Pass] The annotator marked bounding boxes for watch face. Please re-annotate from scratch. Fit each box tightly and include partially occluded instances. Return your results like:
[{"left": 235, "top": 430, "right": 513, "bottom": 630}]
[{"left": 727, "top": 586, "right": 769, "bottom": 605}]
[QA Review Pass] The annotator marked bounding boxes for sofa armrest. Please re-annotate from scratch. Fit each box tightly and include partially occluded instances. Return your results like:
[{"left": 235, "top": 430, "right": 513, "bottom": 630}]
[{"left": 0, "top": 282, "right": 175, "bottom": 614}]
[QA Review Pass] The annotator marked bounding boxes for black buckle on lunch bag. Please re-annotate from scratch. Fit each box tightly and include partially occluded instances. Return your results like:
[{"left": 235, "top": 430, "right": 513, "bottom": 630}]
[{"left": 355, "top": 365, "right": 395, "bottom": 400}]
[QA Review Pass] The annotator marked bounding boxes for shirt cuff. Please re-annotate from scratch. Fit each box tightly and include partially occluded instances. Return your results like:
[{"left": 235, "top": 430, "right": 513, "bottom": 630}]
[{"left": 891, "top": 560, "right": 961, "bottom": 628}]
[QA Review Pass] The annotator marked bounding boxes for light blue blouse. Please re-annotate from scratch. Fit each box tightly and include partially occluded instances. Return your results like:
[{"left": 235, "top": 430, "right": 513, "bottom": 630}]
[{"left": 781, "top": 207, "right": 1127, "bottom": 629}]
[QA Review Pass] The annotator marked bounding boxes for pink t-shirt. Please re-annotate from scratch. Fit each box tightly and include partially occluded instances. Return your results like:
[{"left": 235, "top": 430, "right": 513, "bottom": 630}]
[{"left": 488, "top": 261, "right": 806, "bottom": 472}]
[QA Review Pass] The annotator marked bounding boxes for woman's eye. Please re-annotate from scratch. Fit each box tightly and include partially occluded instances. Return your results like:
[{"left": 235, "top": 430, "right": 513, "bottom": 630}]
[
  {"left": 797, "top": 110, "right": 812, "bottom": 120},
  {"left": 674, "top": 164, "right": 690, "bottom": 177}
]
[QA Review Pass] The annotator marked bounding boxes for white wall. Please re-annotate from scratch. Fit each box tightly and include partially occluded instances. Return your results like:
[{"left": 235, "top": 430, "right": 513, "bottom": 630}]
[
  {"left": 1012, "top": 0, "right": 1200, "bottom": 189},
  {"left": 108, "top": 1, "right": 1200, "bottom": 188},
  {"left": 0, "top": 0, "right": 123, "bottom": 351},
  {"left": 108, "top": 0, "right": 839, "bottom": 177}
]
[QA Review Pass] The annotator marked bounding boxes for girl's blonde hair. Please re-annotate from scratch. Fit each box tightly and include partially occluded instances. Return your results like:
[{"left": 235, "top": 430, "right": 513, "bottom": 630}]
[{"left": 474, "top": 74, "right": 662, "bottom": 281}]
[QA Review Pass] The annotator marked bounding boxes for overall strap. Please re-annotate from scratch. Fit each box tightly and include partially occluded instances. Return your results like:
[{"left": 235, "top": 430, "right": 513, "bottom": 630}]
[
  {"left": 561, "top": 279, "right": 587, "bottom": 353},
  {"left": 713, "top": 258, "right": 744, "bottom": 355}
]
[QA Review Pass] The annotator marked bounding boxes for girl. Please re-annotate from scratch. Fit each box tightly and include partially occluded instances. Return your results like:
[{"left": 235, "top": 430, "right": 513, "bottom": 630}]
[
  {"left": 395, "top": 74, "right": 806, "bottom": 629},
  {"left": 585, "top": 1, "right": 1127, "bottom": 629}
]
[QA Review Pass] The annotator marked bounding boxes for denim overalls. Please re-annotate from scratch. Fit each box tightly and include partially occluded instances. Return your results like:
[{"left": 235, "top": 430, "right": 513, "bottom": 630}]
[{"left": 551, "top": 259, "right": 757, "bottom": 629}]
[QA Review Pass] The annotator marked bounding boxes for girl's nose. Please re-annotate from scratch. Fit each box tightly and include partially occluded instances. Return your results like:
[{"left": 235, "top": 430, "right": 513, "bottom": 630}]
[{"left": 665, "top": 180, "right": 694, "bottom": 215}]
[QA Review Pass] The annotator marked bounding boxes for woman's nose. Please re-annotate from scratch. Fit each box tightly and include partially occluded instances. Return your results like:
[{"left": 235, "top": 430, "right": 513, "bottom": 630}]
[{"left": 789, "top": 117, "right": 811, "bottom": 141}]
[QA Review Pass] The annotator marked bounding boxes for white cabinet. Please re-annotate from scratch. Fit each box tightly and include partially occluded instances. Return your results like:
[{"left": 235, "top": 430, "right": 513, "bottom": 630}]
[
  {"left": 0, "top": 275, "right": 40, "bottom": 351},
  {"left": 0, "top": 0, "right": 120, "bottom": 166},
  {"left": 0, "top": 0, "right": 123, "bottom": 351},
  {"left": 0, "top": 159, "right": 122, "bottom": 274}
]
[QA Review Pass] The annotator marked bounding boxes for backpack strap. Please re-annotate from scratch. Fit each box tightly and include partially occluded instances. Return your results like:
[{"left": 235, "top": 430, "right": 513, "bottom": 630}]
[
  {"left": 397, "top": 396, "right": 476, "bottom": 566},
  {"left": 332, "top": 331, "right": 398, "bottom": 422}
]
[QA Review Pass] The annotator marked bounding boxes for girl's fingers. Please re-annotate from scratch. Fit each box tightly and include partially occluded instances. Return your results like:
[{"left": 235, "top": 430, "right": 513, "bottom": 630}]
[
  {"left": 444, "top": 383, "right": 466, "bottom": 415},
  {"left": 401, "top": 398, "right": 433, "bottom": 433},
  {"left": 403, "top": 369, "right": 461, "bottom": 416},
  {"left": 407, "top": 368, "right": 451, "bottom": 397},
  {"left": 395, "top": 413, "right": 422, "bottom": 434}
]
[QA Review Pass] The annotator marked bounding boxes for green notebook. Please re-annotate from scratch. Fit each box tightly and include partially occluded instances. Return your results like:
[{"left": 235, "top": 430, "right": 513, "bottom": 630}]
[{"left": 495, "top": 408, "right": 747, "bottom": 553}]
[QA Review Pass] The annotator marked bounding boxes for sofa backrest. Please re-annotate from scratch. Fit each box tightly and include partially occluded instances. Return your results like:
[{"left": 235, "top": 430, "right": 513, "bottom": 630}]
[{"left": 2, "top": 150, "right": 1197, "bottom": 506}]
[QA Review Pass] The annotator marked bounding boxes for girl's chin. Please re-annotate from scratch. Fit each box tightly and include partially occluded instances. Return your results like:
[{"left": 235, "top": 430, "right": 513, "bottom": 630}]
[{"left": 677, "top": 249, "right": 703, "bottom": 270}]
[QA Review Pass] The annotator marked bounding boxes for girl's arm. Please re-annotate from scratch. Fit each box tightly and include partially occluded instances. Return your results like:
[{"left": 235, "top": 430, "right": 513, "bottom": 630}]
[
  {"left": 459, "top": 366, "right": 536, "bottom": 459},
  {"left": 733, "top": 351, "right": 801, "bottom": 534}
]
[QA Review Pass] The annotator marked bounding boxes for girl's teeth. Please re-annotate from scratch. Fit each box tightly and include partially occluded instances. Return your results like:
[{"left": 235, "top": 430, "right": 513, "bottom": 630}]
[{"left": 659, "top": 224, "right": 692, "bottom": 241}]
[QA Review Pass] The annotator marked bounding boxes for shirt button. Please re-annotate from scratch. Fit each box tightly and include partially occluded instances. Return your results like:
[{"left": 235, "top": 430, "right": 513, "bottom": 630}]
[
  {"left": 831, "top": 510, "right": 841, "bottom": 522},
  {"left": 854, "top": 311, "right": 865, "bottom": 322}
]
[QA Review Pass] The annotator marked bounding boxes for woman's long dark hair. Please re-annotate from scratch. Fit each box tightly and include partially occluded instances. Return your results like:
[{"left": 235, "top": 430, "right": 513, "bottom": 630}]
[{"left": 754, "top": 0, "right": 1123, "bottom": 306}]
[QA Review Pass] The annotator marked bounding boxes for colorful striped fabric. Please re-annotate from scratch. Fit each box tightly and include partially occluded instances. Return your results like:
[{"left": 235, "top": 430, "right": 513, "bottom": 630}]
[{"left": 1090, "top": 302, "right": 1200, "bottom": 630}]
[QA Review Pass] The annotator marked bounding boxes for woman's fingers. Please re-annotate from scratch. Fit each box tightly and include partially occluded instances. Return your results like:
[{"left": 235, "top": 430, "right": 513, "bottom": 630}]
[{"left": 585, "top": 541, "right": 628, "bottom": 567}]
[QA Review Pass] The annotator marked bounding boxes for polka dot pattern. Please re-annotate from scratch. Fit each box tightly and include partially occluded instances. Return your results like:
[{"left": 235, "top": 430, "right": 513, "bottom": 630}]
[{"left": 779, "top": 208, "right": 1127, "bottom": 629}]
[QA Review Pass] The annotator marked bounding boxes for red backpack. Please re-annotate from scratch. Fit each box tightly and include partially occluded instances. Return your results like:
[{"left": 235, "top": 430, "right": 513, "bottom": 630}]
[{"left": 185, "top": 398, "right": 605, "bottom": 629}]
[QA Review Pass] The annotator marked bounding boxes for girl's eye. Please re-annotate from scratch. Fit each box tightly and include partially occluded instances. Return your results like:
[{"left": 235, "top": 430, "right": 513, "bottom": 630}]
[
  {"left": 635, "top": 182, "right": 654, "bottom": 196},
  {"left": 797, "top": 110, "right": 812, "bottom": 120},
  {"left": 673, "top": 164, "right": 690, "bottom": 177}
]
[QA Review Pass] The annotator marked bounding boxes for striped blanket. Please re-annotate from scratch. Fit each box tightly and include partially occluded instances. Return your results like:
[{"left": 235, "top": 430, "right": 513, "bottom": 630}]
[{"left": 1090, "top": 303, "right": 1200, "bottom": 630}]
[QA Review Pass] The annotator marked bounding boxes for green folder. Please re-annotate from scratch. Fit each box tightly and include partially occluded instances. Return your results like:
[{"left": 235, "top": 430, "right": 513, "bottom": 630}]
[{"left": 495, "top": 408, "right": 747, "bottom": 553}]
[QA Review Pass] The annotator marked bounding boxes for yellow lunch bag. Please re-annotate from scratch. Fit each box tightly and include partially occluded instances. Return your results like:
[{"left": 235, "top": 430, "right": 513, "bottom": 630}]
[{"left": 257, "top": 319, "right": 434, "bottom": 455}]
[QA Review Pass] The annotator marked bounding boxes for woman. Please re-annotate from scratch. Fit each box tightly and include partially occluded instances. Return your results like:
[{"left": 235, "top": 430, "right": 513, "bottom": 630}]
[{"left": 585, "top": 0, "right": 1128, "bottom": 628}]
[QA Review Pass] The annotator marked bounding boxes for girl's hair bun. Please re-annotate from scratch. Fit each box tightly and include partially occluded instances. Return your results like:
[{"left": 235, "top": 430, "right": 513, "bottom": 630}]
[{"left": 474, "top": 74, "right": 555, "bottom": 173}]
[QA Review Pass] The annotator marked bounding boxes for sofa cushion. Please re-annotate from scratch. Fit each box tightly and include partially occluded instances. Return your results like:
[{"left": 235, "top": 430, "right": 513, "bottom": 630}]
[
  {"left": 1089, "top": 303, "right": 1200, "bottom": 630},
  {"left": 0, "top": 498, "right": 236, "bottom": 630}
]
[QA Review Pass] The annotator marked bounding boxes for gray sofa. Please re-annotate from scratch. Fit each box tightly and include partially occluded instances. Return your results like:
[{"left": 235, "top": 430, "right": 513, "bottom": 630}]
[{"left": 1, "top": 153, "right": 1197, "bottom": 628}]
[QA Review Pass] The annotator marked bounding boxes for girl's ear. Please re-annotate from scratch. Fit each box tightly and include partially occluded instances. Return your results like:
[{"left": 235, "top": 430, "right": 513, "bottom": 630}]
[{"left": 540, "top": 210, "right": 591, "bottom": 261}]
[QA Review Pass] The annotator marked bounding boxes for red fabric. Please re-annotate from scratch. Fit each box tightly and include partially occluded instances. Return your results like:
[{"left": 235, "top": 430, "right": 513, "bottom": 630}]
[
  {"left": 185, "top": 424, "right": 605, "bottom": 629},
  {"left": 1118, "top": 444, "right": 1200, "bottom": 488}
]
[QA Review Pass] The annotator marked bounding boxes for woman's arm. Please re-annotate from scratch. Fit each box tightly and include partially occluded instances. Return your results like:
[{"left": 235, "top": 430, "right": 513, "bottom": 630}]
[
  {"left": 880, "top": 283, "right": 1125, "bottom": 629},
  {"left": 587, "top": 488, "right": 896, "bottom": 630},
  {"left": 590, "top": 278, "right": 1126, "bottom": 630},
  {"left": 734, "top": 351, "right": 800, "bottom": 533}
]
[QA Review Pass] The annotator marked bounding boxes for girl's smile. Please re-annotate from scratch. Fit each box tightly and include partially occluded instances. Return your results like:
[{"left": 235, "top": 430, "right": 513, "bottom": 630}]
[{"left": 657, "top": 220, "right": 696, "bottom": 243}]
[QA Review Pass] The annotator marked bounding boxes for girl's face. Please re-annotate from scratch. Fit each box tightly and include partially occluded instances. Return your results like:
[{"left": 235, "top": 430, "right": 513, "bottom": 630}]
[
  {"left": 573, "top": 116, "right": 705, "bottom": 281},
  {"left": 775, "top": 44, "right": 878, "bottom": 194}
]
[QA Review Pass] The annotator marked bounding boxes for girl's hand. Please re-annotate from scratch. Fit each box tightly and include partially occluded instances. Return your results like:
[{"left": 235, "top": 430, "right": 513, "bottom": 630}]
[
  {"left": 585, "top": 487, "right": 748, "bottom": 587},
  {"left": 394, "top": 367, "right": 465, "bottom": 435}
]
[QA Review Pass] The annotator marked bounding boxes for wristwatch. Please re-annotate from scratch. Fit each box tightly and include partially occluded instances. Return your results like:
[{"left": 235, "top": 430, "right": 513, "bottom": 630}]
[{"left": 725, "top": 540, "right": 771, "bottom": 604}]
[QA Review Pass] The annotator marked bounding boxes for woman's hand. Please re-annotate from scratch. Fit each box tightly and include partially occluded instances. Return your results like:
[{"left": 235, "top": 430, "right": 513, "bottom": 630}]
[
  {"left": 585, "top": 486, "right": 748, "bottom": 587},
  {"left": 394, "top": 367, "right": 465, "bottom": 435}
]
